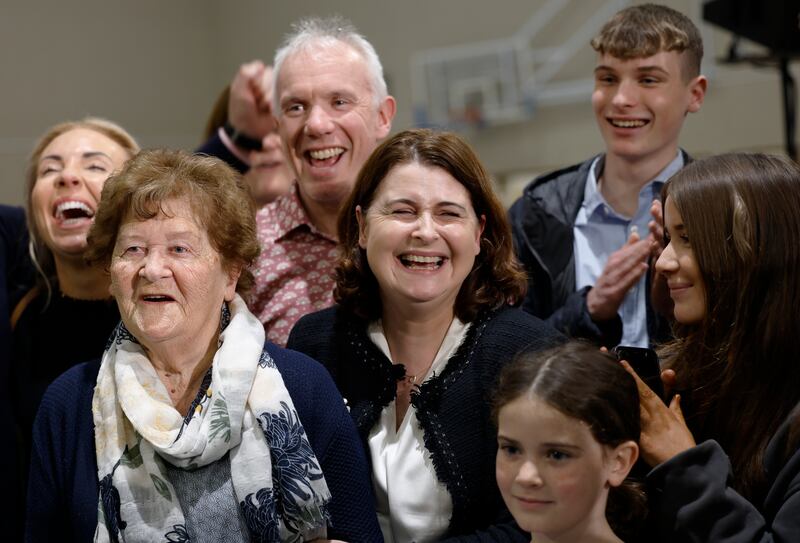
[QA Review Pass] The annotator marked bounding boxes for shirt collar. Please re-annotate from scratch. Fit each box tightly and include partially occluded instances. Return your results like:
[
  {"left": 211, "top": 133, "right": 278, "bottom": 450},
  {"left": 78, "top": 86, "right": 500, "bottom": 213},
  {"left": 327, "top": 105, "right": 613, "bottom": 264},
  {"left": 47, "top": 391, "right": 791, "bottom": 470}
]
[
  {"left": 367, "top": 317, "right": 470, "bottom": 381},
  {"left": 260, "top": 183, "right": 338, "bottom": 243},
  {"left": 582, "top": 152, "right": 684, "bottom": 218}
]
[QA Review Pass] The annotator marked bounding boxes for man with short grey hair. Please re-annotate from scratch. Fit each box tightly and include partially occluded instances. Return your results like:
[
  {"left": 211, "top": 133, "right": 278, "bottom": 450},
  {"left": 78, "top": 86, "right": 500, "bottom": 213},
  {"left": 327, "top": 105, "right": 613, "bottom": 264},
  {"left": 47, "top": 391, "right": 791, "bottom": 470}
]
[{"left": 208, "top": 16, "right": 396, "bottom": 345}]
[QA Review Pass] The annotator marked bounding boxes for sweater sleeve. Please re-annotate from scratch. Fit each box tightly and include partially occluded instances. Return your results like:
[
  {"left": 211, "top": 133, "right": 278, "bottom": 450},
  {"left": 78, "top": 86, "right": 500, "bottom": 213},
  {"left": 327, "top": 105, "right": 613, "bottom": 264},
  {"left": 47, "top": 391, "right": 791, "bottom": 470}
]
[
  {"left": 0, "top": 204, "right": 34, "bottom": 307},
  {"left": 26, "top": 362, "right": 100, "bottom": 543},
  {"left": 270, "top": 343, "right": 383, "bottom": 542},
  {"left": 25, "top": 389, "right": 66, "bottom": 541},
  {"left": 195, "top": 132, "right": 249, "bottom": 174},
  {"left": 317, "top": 399, "right": 384, "bottom": 542},
  {"left": 544, "top": 286, "right": 623, "bottom": 347},
  {"left": 1, "top": 205, "right": 31, "bottom": 541},
  {"left": 646, "top": 439, "right": 800, "bottom": 542}
]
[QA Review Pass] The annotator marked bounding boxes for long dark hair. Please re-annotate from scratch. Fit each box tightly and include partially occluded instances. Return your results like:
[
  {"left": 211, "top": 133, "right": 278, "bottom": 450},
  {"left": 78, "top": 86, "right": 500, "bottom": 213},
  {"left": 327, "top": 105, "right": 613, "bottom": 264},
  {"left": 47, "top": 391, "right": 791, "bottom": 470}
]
[
  {"left": 492, "top": 341, "right": 646, "bottom": 540},
  {"left": 660, "top": 152, "right": 800, "bottom": 502}
]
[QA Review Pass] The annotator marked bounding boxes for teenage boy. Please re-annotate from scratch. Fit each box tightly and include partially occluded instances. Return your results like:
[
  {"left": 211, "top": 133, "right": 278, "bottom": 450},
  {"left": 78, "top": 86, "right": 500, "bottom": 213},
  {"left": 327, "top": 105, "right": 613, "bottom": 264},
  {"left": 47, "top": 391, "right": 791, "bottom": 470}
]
[{"left": 509, "top": 3, "right": 707, "bottom": 347}]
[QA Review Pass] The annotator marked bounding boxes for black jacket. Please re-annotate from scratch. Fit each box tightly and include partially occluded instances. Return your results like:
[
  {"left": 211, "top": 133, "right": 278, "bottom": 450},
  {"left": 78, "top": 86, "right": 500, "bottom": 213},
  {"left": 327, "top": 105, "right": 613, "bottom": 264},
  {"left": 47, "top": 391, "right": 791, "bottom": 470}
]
[
  {"left": 1, "top": 204, "right": 34, "bottom": 541},
  {"left": 646, "top": 410, "right": 800, "bottom": 541},
  {"left": 288, "top": 305, "right": 563, "bottom": 542},
  {"left": 508, "top": 154, "right": 676, "bottom": 347}
]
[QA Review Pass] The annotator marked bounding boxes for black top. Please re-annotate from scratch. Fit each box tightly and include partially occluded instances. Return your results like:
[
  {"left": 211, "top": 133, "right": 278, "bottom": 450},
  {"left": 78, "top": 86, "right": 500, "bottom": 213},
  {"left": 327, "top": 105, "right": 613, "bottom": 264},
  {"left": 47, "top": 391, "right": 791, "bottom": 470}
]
[
  {"left": 12, "top": 291, "right": 119, "bottom": 437},
  {"left": 1, "top": 205, "right": 33, "bottom": 360},
  {"left": 11, "top": 289, "right": 119, "bottom": 536},
  {"left": 288, "top": 304, "right": 564, "bottom": 542},
  {"left": 646, "top": 415, "right": 800, "bottom": 541},
  {"left": 1, "top": 204, "right": 34, "bottom": 541}
]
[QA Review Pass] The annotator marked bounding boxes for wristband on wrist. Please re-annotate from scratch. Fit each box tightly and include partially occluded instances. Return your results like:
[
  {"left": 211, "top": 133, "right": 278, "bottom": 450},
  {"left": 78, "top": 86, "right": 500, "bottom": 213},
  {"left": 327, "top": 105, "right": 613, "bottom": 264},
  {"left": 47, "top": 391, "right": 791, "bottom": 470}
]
[{"left": 223, "top": 122, "right": 262, "bottom": 151}]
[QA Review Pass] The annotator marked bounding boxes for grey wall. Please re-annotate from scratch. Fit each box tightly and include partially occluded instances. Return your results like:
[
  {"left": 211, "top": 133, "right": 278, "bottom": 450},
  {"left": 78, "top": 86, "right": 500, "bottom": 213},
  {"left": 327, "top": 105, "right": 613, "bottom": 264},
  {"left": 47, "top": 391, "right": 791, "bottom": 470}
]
[
  {"left": 0, "top": 0, "right": 219, "bottom": 204},
  {"left": 1, "top": 0, "right": 795, "bottom": 206}
]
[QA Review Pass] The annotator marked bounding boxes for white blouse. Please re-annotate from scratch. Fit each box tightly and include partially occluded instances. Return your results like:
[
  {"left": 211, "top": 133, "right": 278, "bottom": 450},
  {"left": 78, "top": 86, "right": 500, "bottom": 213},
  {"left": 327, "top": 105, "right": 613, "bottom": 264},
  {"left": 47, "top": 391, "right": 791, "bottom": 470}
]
[{"left": 367, "top": 318, "right": 471, "bottom": 543}]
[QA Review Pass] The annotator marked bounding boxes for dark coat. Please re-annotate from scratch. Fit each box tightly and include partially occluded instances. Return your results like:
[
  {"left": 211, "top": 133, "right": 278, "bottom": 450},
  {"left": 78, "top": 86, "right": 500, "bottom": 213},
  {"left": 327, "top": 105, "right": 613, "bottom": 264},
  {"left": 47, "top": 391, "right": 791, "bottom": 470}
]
[
  {"left": 508, "top": 154, "right": 676, "bottom": 347},
  {"left": 1, "top": 204, "right": 34, "bottom": 540},
  {"left": 646, "top": 411, "right": 800, "bottom": 541}
]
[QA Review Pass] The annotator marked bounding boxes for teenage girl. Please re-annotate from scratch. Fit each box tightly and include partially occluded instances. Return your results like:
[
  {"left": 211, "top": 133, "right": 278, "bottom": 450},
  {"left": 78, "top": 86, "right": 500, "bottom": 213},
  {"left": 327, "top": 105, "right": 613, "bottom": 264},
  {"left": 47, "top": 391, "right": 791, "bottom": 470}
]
[{"left": 635, "top": 153, "right": 800, "bottom": 540}]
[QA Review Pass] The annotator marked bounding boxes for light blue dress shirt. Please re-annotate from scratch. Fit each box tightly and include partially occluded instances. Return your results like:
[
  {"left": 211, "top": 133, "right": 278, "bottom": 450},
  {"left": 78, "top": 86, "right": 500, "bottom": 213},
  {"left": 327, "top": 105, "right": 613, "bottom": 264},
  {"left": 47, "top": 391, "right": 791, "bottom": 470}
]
[{"left": 574, "top": 153, "right": 683, "bottom": 347}]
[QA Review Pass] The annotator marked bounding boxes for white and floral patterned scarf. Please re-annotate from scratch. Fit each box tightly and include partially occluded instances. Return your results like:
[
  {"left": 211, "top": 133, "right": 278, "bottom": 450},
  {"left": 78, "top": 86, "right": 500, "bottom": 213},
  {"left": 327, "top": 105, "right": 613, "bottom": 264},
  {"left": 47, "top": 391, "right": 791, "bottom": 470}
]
[{"left": 92, "top": 294, "right": 330, "bottom": 542}]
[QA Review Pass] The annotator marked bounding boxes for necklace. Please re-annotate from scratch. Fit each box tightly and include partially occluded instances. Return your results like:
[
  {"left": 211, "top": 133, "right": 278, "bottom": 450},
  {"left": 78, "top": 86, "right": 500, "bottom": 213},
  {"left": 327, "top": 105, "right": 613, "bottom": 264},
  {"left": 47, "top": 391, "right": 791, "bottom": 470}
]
[
  {"left": 385, "top": 319, "right": 452, "bottom": 388},
  {"left": 403, "top": 357, "right": 435, "bottom": 386}
]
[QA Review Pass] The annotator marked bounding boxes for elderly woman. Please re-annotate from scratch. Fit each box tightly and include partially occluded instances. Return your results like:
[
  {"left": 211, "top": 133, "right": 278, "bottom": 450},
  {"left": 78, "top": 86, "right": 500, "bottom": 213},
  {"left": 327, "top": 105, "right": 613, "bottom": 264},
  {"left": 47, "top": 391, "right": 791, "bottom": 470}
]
[
  {"left": 288, "top": 129, "right": 563, "bottom": 542},
  {"left": 26, "top": 150, "right": 381, "bottom": 542}
]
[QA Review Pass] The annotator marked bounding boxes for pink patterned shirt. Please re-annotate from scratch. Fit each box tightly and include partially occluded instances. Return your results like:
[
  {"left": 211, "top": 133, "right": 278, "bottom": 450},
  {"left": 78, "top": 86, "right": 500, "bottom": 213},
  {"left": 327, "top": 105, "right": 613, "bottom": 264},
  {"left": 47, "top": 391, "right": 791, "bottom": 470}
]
[{"left": 250, "top": 185, "right": 338, "bottom": 346}]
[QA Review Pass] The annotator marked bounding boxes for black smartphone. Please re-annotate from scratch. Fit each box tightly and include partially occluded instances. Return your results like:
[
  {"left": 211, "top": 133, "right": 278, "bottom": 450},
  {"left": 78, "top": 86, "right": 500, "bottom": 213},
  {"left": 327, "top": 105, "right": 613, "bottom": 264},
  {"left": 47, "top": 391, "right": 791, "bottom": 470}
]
[{"left": 612, "top": 346, "right": 665, "bottom": 401}]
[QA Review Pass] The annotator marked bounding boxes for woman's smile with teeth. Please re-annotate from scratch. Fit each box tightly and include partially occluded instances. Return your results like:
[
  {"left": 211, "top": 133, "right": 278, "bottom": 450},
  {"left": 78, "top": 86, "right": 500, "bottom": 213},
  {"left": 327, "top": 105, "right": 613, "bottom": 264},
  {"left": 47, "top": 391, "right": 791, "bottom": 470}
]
[
  {"left": 54, "top": 200, "right": 94, "bottom": 221},
  {"left": 399, "top": 254, "right": 445, "bottom": 269}
]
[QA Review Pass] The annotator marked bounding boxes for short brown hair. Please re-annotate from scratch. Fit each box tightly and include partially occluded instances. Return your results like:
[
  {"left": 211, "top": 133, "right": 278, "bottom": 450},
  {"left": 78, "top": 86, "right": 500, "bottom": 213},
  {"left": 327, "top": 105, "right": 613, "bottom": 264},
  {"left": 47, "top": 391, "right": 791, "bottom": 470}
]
[
  {"left": 335, "top": 128, "right": 527, "bottom": 322},
  {"left": 25, "top": 118, "right": 139, "bottom": 286},
  {"left": 591, "top": 3, "right": 703, "bottom": 79},
  {"left": 86, "top": 149, "right": 260, "bottom": 294}
]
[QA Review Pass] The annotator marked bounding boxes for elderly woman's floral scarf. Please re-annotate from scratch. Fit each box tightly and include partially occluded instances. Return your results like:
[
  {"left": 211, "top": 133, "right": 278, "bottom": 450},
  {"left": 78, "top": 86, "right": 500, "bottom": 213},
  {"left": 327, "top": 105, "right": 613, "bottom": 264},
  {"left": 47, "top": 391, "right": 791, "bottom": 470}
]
[{"left": 92, "top": 294, "right": 330, "bottom": 542}]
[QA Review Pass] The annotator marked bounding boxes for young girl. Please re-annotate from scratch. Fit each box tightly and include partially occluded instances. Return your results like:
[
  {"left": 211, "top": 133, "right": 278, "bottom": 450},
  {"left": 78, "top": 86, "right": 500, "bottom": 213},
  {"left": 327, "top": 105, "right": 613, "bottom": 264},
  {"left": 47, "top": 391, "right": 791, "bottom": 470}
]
[
  {"left": 634, "top": 152, "right": 800, "bottom": 540},
  {"left": 494, "top": 341, "right": 644, "bottom": 543}
]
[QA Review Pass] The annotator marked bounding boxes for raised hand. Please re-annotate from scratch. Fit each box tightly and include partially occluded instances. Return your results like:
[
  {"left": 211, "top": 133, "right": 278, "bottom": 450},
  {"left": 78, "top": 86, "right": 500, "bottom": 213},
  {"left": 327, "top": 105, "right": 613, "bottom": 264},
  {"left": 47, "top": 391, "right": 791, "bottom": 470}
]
[
  {"left": 648, "top": 198, "right": 665, "bottom": 260},
  {"left": 649, "top": 198, "right": 675, "bottom": 319},
  {"left": 228, "top": 60, "right": 278, "bottom": 139},
  {"left": 621, "top": 360, "right": 695, "bottom": 466},
  {"left": 586, "top": 231, "right": 654, "bottom": 321}
]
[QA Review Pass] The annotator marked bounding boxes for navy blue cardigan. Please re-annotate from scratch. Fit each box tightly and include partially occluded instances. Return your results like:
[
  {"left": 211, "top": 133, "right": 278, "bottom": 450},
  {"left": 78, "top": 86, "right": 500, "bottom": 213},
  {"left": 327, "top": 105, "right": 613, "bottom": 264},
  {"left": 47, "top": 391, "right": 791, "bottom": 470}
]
[
  {"left": 25, "top": 342, "right": 383, "bottom": 542},
  {"left": 288, "top": 305, "right": 564, "bottom": 542}
]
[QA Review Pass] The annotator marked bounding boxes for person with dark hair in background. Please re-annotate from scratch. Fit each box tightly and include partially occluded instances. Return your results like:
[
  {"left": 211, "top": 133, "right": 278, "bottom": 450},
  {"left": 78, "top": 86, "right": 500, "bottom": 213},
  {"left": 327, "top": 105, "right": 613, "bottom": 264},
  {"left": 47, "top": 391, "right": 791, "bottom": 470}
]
[
  {"left": 200, "top": 66, "right": 293, "bottom": 208},
  {"left": 509, "top": 3, "right": 707, "bottom": 348},
  {"left": 494, "top": 341, "right": 644, "bottom": 542},
  {"left": 630, "top": 153, "right": 800, "bottom": 540},
  {"left": 26, "top": 149, "right": 381, "bottom": 542},
  {"left": 289, "top": 129, "right": 562, "bottom": 542}
]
